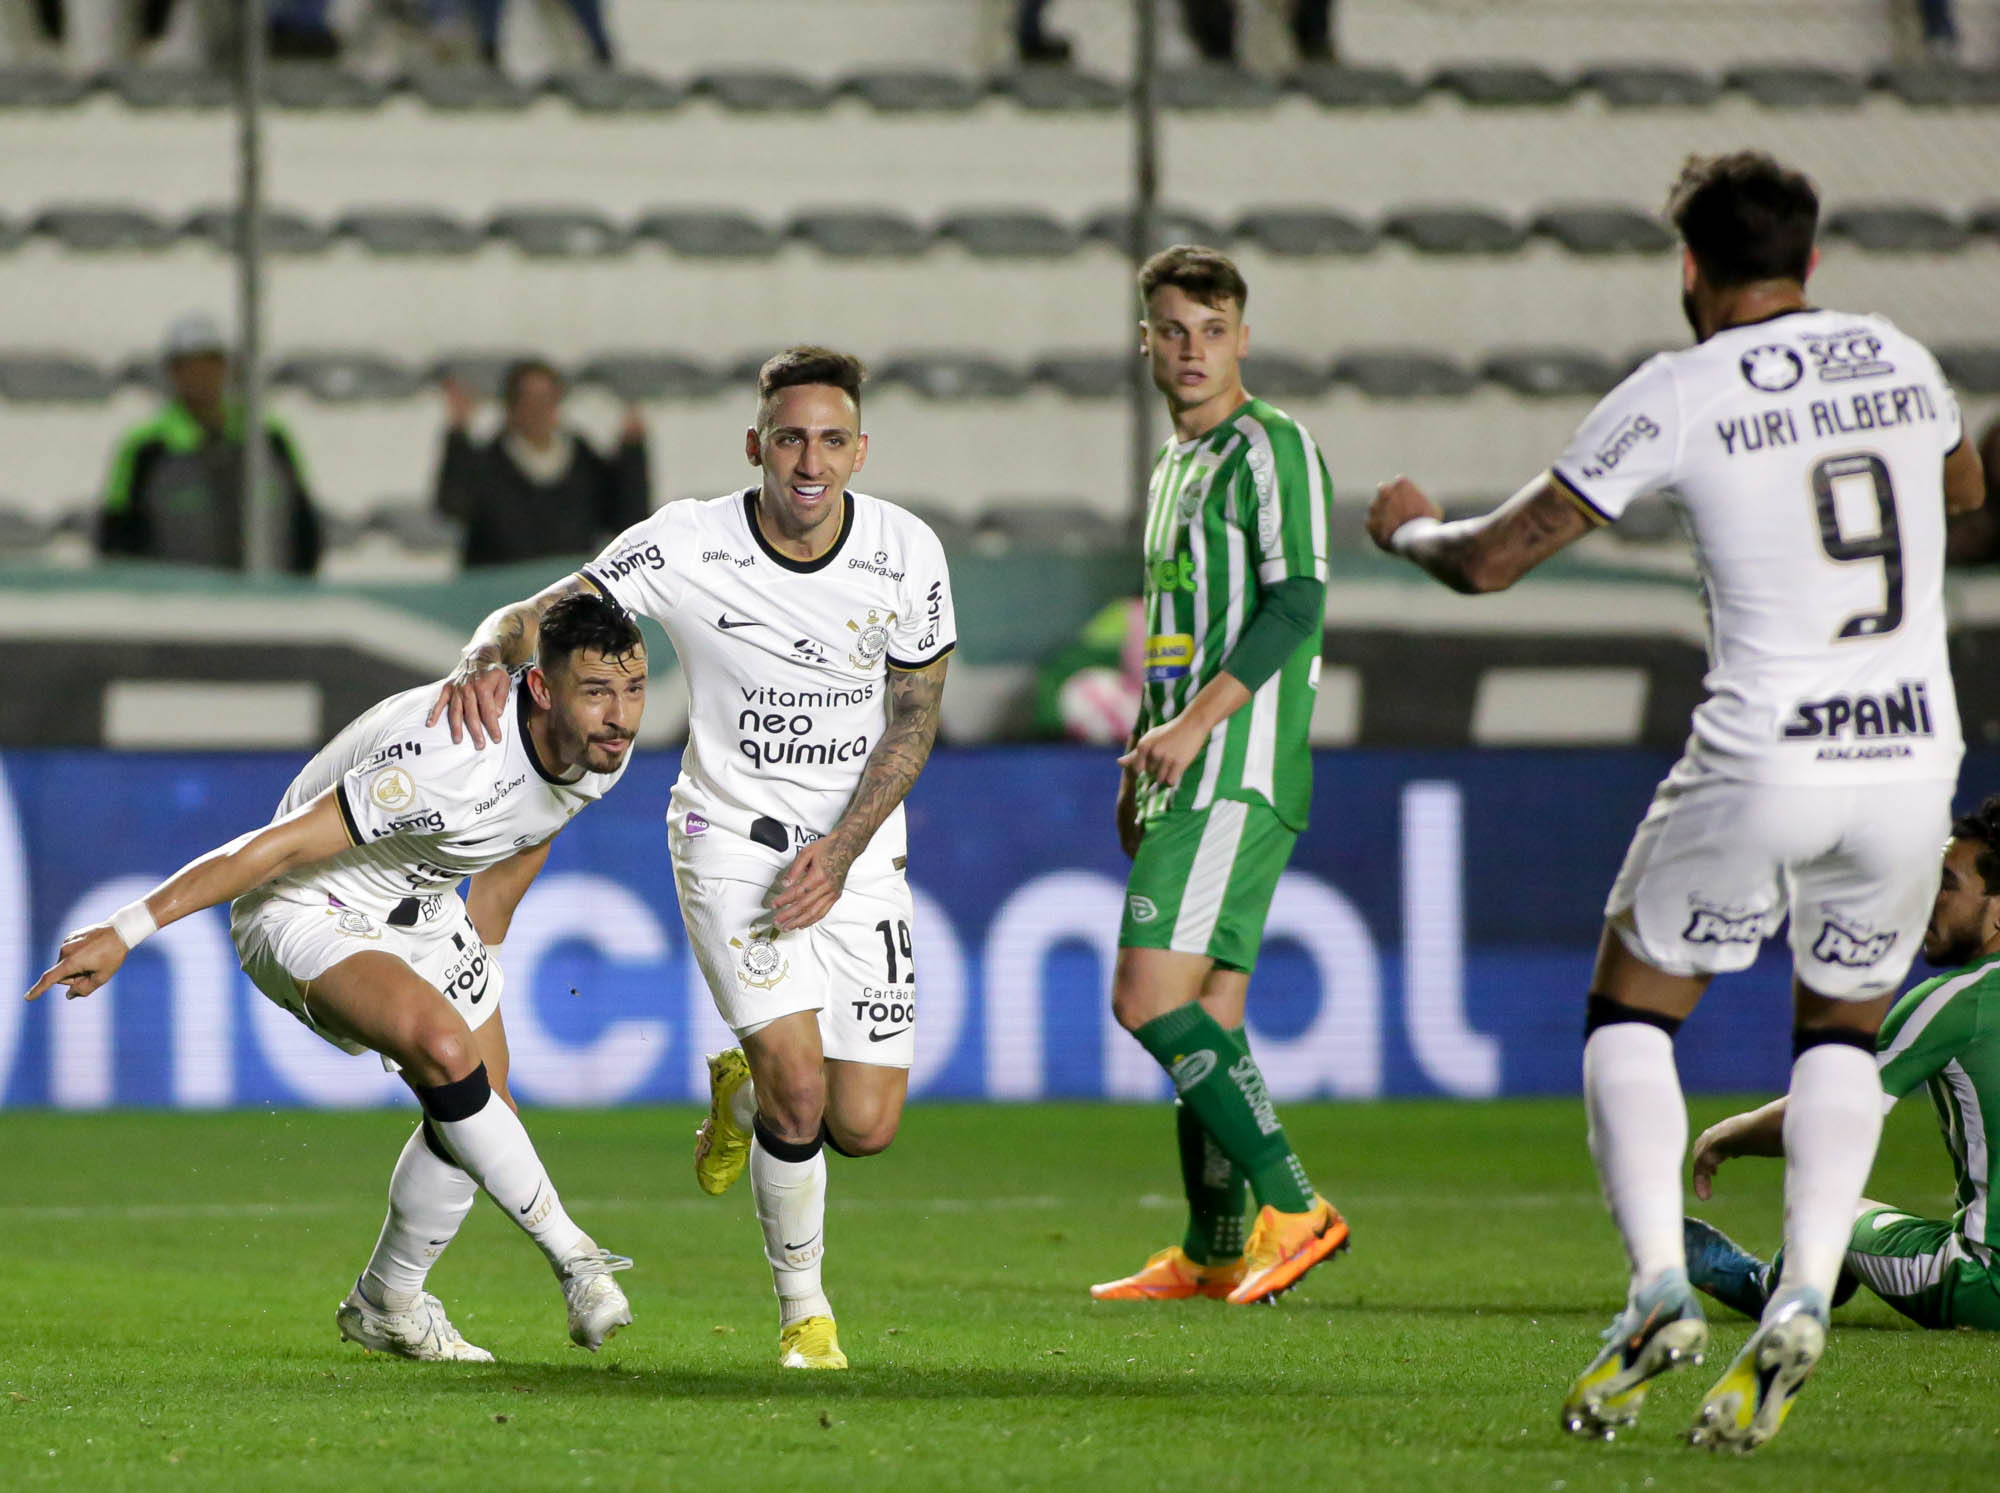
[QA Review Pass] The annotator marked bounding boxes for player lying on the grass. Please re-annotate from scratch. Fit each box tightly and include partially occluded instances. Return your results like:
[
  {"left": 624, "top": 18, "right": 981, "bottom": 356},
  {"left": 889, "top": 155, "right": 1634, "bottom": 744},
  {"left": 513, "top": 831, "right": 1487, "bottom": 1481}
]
[
  {"left": 1684, "top": 795, "right": 2000, "bottom": 1334},
  {"left": 1090, "top": 245, "right": 1349, "bottom": 1309},
  {"left": 25, "top": 593, "right": 647, "bottom": 1363},
  {"left": 432, "top": 346, "right": 953, "bottom": 1371},
  {"left": 1368, "top": 150, "right": 1983, "bottom": 1452}
]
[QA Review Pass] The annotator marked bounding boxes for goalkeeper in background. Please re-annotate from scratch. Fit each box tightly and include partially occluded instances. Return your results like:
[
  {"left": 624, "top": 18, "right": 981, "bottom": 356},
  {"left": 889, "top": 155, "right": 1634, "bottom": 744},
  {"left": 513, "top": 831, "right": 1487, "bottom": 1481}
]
[{"left": 1091, "top": 246, "right": 1349, "bottom": 1307}]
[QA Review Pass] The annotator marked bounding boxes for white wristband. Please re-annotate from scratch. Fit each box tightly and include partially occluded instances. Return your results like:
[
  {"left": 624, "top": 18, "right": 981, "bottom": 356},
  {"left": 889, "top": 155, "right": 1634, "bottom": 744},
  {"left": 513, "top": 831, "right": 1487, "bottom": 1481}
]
[
  {"left": 1389, "top": 516, "right": 1443, "bottom": 556},
  {"left": 110, "top": 899, "right": 158, "bottom": 951}
]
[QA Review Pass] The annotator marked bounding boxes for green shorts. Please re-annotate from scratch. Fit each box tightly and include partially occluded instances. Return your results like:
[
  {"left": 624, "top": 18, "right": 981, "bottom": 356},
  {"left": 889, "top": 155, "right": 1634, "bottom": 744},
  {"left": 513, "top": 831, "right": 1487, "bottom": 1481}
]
[
  {"left": 1843, "top": 1203, "right": 2000, "bottom": 1331},
  {"left": 1119, "top": 798, "right": 1297, "bottom": 973}
]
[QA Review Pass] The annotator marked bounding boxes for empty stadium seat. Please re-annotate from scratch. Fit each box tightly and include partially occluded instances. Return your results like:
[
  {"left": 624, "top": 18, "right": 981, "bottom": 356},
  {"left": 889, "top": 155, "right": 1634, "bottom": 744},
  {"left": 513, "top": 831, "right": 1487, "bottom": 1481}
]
[
  {"left": 264, "top": 65, "right": 391, "bottom": 111},
  {"left": 1963, "top": 204, "right": 2000, "bottom": 239},
  {"left": 337, "top": 209, "right": 480, "bottom": 256},
  {"left": 1725, "top": 64, "right": 1865, "bottom": 108},
  {"left": 364, "top": 502, "right": 460, "bottom": 553},
  {"left": 404, "top": 67, "right": 535, "bottom": 111},
  {"left": 1872, "top": 65, "right": 2000, "bottom": 107},
  {"left": 634, "top": 208, "right": 781, "bottom": 258},
  {"left": 574, "top": 353, "right": 716, "bottom": 401},
  {"left": 1285, "top": 63, "right": 1422, "bottom": 108},
  {"left": 876, "top": 355, "right": 1028, "bottom": 400},
  {"left": 1937, "top": 345, "right": 2000, "bottom": 394},
  {"left": 1578, "top": 63, "right": 1720, "bottom": 108},
  {"left": 0, "top": 215, "right": 23, "bottom": 252},
  {"left": 691, "top": 69, "right": 833, "bottom": 111},
  {"left": 271, "top": 353, "right": 422, "bottom": 402},
  {"left": 890, "top": 502, "right": 975, "bottom": 550},
  {"left": 1248, "top": 353, "right": 1332, "bottom": 399},
  {"left": 429, "top": 351, "right": 537, "bottom": 399},
  {"left": 1083, "top": 207, "right": 1227, "bottom": 253},
  {"left": 1030, "top": 353, "right": 1128, "bottom": 400},
  {"left": 33, "top": 205, "right": 174, "bottom": 252},
  {"left": 544, "top": 69, "right": 684, "bottom": 112},
  {"left": 1382, "top": 207, "right": 1525, "bottom": 255},
  {"left": 105, "top": 66, "right": 232, "bottom": 109},
  {"left": 1429, "top": 63, "right": 1574, "bottom": 107},
  {"left": 1824, "top": 205, "right": 1968, "bottom": 253},
  {"left": 1479, "top": 348, "right": 1620, "bottom": 398},
  {"left": 1234, "top": 208, "right": 1376, "bottom": 256},
  {"left": 0, "top": 67, "right": 89, "bottom": 107},
  {"left": 791, "top": 209, "right": 929, "bottom": 258},
  {"left": 487, "top": 208, "right": 629, "bottom": 257},
  {"left": 1531, "top": 204, "right": 1673, "bottom": 255},
  {"left": 182, "top": 207, "right": 334, "bottom": 255},
  {"left": 1158, "top": 65, "right": 1279, "bottom": 111},
  {"left": 998, "top": 67, "right": 1125, "bottom": 111},
  {"left": 0, "top": 355, "right": 116, "bottom": 403},
  {"left": 976, "top": 501, "right": 1123, "bottom": 553},
  {"left": 841, "top": 68, "right": 985, "bottom": 112},
  {"left": 938, "top": 210, "right": 1079, "bottom": 258},
  {"left": 1333, "top": 352, "right": 1476, "bottom": 398}
]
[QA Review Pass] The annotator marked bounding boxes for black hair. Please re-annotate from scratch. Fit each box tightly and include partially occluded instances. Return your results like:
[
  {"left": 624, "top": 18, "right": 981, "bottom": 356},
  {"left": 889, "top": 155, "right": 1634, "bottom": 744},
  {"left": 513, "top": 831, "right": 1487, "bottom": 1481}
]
[
  {"left": 1950, "top": 793, "right": 2000, "bottom": 895},
  {"left": 1665, "top": 150, "right": 1819, "bottom": 289},
  {"left": 757, "top": 345, "right": 866, "bottom": 417},
  {"left": 502, "top": 358, "right": 564, "bottom": 407},
  {"left": 1138, "top": 244, "right": 1249, "bottom": 313},
  {"left": 536, "top": 591, "right": 643, "bottom": 673}
]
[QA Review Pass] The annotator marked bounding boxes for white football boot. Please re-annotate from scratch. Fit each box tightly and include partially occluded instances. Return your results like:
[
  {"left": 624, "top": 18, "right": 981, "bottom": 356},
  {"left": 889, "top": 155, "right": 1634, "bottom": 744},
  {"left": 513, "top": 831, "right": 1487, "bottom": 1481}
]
[
  {"left": 557, "top": 1245, "right": 634, "bottom": 1351},
  {"left": 336, "top": 1281, "right": 493, "bottom": 1363}
]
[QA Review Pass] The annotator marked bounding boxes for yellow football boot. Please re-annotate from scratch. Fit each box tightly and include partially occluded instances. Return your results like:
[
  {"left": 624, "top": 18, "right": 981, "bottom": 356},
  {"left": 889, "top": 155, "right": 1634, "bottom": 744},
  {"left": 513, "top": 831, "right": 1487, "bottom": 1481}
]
[
  {"left": 1560, "top": 1272, "right": 1708, "bottom": 1441},
  {"left": 693, "top": 1048, "right": 753, "bottom": 1196},
  {"left": 1089, "top": 1246, "right": 1245, "bottom": 1301},
  {"left": 779, "top": 1315, "right": 848, "bottom": 1370},
  {"left": 1688, "top": 1292, "right": 1826, "bottom": 1454}
]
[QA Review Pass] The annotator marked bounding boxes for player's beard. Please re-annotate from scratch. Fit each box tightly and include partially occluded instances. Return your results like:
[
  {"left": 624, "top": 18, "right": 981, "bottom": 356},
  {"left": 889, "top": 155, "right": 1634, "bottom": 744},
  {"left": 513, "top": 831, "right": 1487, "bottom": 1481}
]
[{"left": 1923, "top": 924, "right": 1981, "bottom": 969}]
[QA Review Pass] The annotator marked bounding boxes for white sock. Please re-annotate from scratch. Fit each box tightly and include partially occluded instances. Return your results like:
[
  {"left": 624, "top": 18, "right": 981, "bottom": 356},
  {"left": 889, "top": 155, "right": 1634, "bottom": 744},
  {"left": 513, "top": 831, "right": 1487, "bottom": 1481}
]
[
  {"left": 1583, "top": 1022, "right": 1688, "bottom": 1298},
  {"left": 729, "top": 1076, "right": 758, "bottom": 1132},
  {"left": 432, "top": 1093, "right": 588, "bottom": 1268},
  {"left": 750, "top": 1126, "right": 831, "bottom": 1327},
  {"left": 1775, "top": 1042, "right": 1883, "bottom": 1310},
  {"left": 361, "top": 1123, "right": 479, "bottom": 1308}
]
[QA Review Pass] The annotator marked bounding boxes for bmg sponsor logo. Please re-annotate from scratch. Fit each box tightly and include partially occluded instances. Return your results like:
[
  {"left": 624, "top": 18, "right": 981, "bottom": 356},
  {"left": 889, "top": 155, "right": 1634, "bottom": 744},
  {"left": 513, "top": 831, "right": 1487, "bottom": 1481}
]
[
  {"left": 1578, "top": 412, "right": 1661, "bottom": 481},
  {"left": 596, "top": 543, "right": 666, "bottom": 581}
]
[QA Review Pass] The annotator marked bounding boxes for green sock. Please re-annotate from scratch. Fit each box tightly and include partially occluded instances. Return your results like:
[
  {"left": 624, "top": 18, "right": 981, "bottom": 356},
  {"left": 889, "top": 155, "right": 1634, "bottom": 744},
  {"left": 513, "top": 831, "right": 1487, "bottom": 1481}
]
[
  {"left": 1177, "top": 1025, "right": 1249, "bottom": 1264},
  {"left": 1135, "top": 1005, "right": 1313, "bottom": 1214}
]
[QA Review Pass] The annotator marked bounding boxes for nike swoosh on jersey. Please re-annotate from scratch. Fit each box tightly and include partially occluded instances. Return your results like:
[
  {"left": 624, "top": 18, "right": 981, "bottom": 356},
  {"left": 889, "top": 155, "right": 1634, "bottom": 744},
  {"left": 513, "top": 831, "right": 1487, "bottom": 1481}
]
[
  {"left": 868, "top": 1024, "right": 913, "bottom": 1042},
  {"left": 716, "top": 614, "right": 763, "bottom": 630}
]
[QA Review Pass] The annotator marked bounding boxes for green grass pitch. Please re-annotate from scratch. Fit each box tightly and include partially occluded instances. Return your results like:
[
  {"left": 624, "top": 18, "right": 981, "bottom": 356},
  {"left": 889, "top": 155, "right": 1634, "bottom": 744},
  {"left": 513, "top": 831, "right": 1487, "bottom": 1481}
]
[{"left": 3, "top": 1098, "right": 1994, "bottom": 1491}]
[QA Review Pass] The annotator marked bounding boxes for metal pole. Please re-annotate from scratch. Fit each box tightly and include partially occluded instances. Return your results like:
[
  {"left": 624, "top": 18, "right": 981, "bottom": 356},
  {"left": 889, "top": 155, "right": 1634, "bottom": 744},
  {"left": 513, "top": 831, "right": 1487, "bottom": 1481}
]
[
  {"left": 238, "top": 0, "right": 276, "bottom": 575},
  {"left": 1126, "top": 0, "right": 1161, "bottom": 536}
]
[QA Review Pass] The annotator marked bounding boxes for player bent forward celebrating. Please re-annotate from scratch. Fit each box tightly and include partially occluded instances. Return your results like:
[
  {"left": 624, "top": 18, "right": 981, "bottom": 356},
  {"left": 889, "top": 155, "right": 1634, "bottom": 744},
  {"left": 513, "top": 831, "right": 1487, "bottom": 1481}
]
[
  {"left": 26, "top": 593, "right": 649, "bottom": 1361},
  {"left": 435, "top": 346, "right": 954, "bottom": 1370},
  {"left": 1090, "top": 245, "right": 1349, "bottom": 1308},
  {"left": 1369, "top": 151, "right": 1984, "bottom": 1451},
  {"left": 1684, "top": 795, "right": 2000, "bottom": 1334}
]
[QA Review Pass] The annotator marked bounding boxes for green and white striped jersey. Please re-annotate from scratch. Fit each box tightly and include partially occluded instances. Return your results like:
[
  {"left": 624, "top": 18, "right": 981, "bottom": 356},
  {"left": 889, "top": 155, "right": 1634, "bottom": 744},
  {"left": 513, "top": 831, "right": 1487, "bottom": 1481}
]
[
  {"left": 1135, "top": 397, "right": 1331, "bottom": 830},
  {"left": 1877, "top": 951, "right": 2000, "bottom": 1249}
]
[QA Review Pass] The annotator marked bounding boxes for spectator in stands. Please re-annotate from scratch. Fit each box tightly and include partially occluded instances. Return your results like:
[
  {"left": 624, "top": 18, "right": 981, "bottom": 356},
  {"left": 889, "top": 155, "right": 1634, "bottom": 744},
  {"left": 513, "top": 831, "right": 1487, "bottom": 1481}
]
[
  {"left": 434, "top": 360, "right": 651, "bottom": 569},
  {"left": 98, "top": 312, "right": 322, "bottom": 576},
  {"left": 463, "top": 0, "right": 614, "bottom": 66},
  {"left": 1920, "top": 0, "right": 1961, "bottom": 62},
  {"left": 1946, "top": 414, "right": 2000, "bottom": 565},
  {"left": 1019, "top": 1, "right": 1336, "bottom": 66}
]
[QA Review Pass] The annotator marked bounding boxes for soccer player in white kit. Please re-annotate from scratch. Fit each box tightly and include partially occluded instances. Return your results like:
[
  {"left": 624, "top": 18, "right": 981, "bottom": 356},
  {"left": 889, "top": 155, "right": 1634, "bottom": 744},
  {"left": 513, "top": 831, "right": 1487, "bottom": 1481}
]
[
  {"left": 26, "top": 594, "right": 649, "bottom": 1362},
  {"left": 435, "top": 346, "right": 955, "bottom": 1369},
  {"left": 1367, "top": 151, "right": 1986, "bottom": 1451}
]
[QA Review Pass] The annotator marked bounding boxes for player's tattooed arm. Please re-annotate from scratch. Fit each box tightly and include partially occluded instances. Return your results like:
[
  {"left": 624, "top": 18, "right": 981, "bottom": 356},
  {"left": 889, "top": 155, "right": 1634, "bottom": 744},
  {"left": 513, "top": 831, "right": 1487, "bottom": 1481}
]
[
  {"left": 430, "top": 572, "right": 594, "bottom": 747},
  {"left": 1367, "top": 473, "right": 1595, "bottom": 594},
  {"left": 769, "top": 654, "right": 949, "bottom": 931}
]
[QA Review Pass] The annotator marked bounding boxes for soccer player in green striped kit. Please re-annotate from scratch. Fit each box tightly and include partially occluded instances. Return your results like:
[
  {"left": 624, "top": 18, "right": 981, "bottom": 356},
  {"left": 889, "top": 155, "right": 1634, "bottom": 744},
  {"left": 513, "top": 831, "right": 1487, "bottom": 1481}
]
[{"left": 1090, "top": 245, "right": 1349, "bottom": 1307}]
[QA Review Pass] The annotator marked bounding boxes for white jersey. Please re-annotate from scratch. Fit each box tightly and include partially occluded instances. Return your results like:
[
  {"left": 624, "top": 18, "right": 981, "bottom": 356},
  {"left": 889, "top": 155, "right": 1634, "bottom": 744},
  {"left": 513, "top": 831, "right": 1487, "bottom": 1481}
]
[
  {"left": 583, "top": 488, "right": 955, "bottom": 879},
  {"left": 256, "top": 674, "right": 627, "bottom": 922},
  {"left": 1553, "top": 308, "right": 1964, "bottom": 785}
]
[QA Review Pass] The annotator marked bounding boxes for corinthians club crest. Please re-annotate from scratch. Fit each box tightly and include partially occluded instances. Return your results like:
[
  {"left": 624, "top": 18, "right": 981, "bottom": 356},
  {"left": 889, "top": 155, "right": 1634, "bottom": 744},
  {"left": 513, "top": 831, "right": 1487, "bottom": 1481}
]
[
  {"left": 731, "top": 933, "right": 789, "bottom": 990},
  {"left": 846, "top": 608, "right": 895, "bottom": 669}
]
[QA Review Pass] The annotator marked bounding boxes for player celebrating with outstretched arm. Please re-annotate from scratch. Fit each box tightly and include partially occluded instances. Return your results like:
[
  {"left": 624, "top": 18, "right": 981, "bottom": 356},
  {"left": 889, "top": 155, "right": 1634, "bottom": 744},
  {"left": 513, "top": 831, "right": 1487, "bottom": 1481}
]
[
  {"left": 1089, "top": 245, "right": 1349, "bottom": 1309},
  {"left": 433, "top": 346, "right": 953, "bottom": 1370},
  {"left": 1368, "top": 151, "right": 1984, "bottom": 1451},
  {"left": 27, "top": 593, "right": 648, "bottom": 1361}
]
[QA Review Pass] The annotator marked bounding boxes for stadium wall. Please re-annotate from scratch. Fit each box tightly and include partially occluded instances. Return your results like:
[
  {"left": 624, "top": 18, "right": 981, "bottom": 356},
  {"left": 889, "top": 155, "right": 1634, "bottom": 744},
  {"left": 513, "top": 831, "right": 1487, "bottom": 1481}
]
[{"left": 8, "top": 745, "right": 1989, "bottom": 1110}]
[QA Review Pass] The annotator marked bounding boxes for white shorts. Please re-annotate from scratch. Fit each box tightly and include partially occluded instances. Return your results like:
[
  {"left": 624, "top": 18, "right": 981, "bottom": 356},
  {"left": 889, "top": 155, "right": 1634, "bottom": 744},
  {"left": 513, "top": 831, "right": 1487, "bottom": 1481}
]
[
  {"left": 1604, "top": 764, "right": 1952, "bottom": 999},
  {"left": 674, "top": 861, "right": 919, "bottom": 1068},
  {"left": 230, "top": 888, "right": 503, "bottom": 1055}
]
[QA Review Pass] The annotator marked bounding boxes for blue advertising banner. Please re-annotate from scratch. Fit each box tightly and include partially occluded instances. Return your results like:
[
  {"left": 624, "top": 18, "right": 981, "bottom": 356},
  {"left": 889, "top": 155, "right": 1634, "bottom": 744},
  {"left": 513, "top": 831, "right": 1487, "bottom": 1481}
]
[{"left": 1, "top": 747, "right": 1980, "bottom": 1109}]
